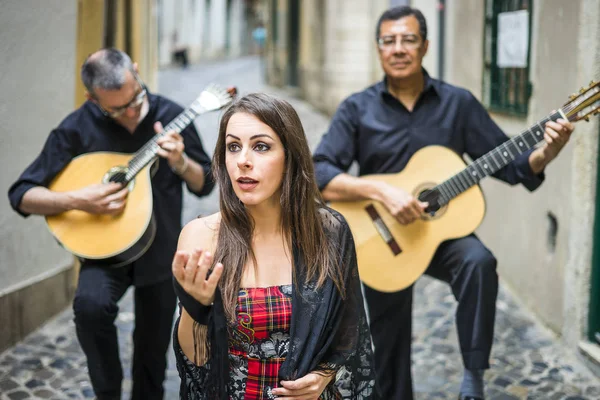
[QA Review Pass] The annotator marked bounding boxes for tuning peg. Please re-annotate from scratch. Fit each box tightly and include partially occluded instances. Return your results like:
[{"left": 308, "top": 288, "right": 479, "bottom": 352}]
[
  {"left": 585, "top": 116, "right": 590, "bottom": 122},
  {"left": 590, "top": 80, "right": 597, "bottom": 86},
  {"left": 580, "top": 87, "right": 586, "bottom": 94}
]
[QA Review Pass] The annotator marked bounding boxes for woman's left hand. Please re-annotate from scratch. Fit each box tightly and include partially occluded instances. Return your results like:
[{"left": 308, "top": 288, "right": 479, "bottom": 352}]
[{"left": 271, "top": 371, "right": 335, "bottom": 399}]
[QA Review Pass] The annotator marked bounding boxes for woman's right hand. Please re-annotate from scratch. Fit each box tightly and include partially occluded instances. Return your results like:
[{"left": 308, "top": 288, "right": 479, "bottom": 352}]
[{"left": 172, "top": 249, "right": 224, "bottom": 306}]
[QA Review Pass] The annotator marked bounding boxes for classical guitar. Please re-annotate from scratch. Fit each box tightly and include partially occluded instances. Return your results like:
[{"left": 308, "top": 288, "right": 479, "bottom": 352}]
[
  {"left": 46, "top": 84, "right": 237, "bottom": 267},
  {"left": 330, "top": 81, "right": 600, "bottom": 292}
]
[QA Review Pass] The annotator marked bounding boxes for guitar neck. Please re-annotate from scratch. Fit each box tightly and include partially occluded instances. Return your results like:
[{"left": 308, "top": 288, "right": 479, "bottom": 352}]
[
  {"left": 124, "top": 101, "right": 205, "bottom": 181},
  {"left": 434, "top": 109, "right": 564, "bottom": 206}
]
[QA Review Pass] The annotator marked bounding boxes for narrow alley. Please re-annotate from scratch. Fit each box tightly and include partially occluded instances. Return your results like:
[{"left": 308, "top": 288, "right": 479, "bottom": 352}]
[{"left": 0, "top": 56, "right": 598, "bottom": 400}]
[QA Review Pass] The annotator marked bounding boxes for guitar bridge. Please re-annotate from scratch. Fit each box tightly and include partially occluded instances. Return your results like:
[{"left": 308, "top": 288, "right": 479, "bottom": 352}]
[{"left": 365, "top": 204, "right": 402, "bottom": 255}]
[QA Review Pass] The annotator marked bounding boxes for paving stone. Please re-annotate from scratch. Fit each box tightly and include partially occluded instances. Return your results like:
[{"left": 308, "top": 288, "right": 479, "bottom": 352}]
[
  {"left": 0, "top": 377, "right": 19, "bottom": 392},
  {"left": 585, "top": 385, "right": 600, "bottom": 396},
  {"left": 493, "top": 376, "right": 513, "bottom": 388},
  {"left": 81, "top": 386, "right": 95, "bottom": 398},
  {"left": 48, "top": 377, "right": 65, "bottom": 390},
  {"left": 5, "top": 391, "right": 31, "bottom": 400},
  {"left": 30, "top": 389, "right": 57, "bottom": 399},
  {"left": 33, "top": 369, "right": 55, "bottom": 380},
  {"left": 491, "top": 394, "right": 520, "bottom": 400},
  {"left": 23, "top": 378, "right": 45, "bottom": 390}
]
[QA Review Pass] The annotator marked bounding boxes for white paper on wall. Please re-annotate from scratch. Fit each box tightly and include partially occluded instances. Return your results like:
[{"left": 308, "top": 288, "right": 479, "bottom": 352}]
[{"left": 497, "top": 10, "right": 529, "bottom": 68}]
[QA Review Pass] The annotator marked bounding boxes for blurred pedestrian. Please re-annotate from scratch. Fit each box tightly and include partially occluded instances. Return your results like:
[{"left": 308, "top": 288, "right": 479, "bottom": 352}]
[
  {"left": 252, "top": 22, "right": 266, "bottom": 56},
  {"left": 172, "top": 31, "right": 189, "bottom": 68}
]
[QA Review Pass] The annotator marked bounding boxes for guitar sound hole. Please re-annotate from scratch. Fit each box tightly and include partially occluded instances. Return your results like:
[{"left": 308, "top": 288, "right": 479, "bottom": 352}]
[
  {"left": 418, "top": 189, "right": 441, "bottom": 213},
  {"left": 415, "top": 186, "right": 447, "bottom": 220},
  {"left": 109, "top": 172, "right": 127, "bottom": 184},
  {"left": 103, "top": 166, "right": 134, "bottom": 191}
]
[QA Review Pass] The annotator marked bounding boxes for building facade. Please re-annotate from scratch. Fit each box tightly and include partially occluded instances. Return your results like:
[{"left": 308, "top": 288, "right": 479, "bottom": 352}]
[
  {"left": 157, "top": 0, "right": 262, "bottom": 67},
  {"left": 0, "top": 0, "right": 158, "bottom": 353},
  {"left": 265, "top": 0, "right": 600, "bottom": 373}
]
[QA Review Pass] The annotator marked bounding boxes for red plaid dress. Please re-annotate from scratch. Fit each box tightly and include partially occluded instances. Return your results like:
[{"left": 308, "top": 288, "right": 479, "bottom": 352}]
[
  {"left": 227, "top": 285, "right": 292, "bottom": 399},
  {"left": 176, "top": 284, "right": 341, "bottom": 399}
]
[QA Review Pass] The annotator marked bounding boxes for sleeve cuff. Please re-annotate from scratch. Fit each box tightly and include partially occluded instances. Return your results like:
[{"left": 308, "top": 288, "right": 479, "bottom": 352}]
[
  {"left": 8, "top": 182, "right": 37, "bottom": 217},
  {"left": 314, "top": 161, "right": 345, "bottom": 191},
  {"left": 513, "top": 150, "right": 545, "bottom": 192},
  {"left": 185, "top": 160, "right": 215, "bottom": 198},
  {"left": 172, "top": 277, "right": 212, "bottom": 325}
]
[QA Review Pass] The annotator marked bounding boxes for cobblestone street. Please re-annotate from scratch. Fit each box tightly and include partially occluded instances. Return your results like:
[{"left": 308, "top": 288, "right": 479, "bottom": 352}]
[{"left": 1, "top": 56, "right": 599, "bottom": 400}]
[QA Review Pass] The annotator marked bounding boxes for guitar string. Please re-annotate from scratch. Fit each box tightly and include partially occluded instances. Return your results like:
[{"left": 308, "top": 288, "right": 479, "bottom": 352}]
[
  {"left": 435, "top": 110, "right": 562, "bottom": 206},
  {"left": 126, "top": 88, "right": 231, "bottom": 177},
  {"left": 127, "top": 88, "right": 231, "bottom": 175},
  {"left": 129, "top": 106, "right": 200, "bottom": 168},
  {"left": 432, "top": 90, "right": 595, "bottom": 206},
  {"left": 125, "top": 98, "right": 215, "bottom": 180}
]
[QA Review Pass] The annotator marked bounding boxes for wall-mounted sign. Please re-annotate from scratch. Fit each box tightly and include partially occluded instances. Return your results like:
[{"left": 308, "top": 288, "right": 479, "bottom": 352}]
[{"left": 497, "top": 10, "right": 529, "bottom": 68}]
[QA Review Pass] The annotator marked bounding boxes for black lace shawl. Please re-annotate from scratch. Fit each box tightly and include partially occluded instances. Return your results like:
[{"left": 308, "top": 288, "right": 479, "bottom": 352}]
[{"left": 175, "top": 208, "right": 376, "bottom": 399}]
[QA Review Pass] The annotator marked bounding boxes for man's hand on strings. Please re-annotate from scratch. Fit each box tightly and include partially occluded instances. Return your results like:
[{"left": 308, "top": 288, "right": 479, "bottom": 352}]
[
  {"left": 71, "top": 183, "right": 128, "bottom": 215},
  {"left": 530, "top": 117, "right": 574, "bottom": 174},
  {"left": 541, "top": 118, "right": 574, "bottom": 161},
  {"left": 376, "top": 182, "right": 428, "bottom": 225},
  {"left": 154, "top": 121, "right": 187, "bottom": 173}
]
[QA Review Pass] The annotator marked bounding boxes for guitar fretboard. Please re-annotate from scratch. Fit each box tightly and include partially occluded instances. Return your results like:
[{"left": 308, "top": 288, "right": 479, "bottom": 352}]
[
  {"left": 433, "top": 110, "right": 563, "bottom": 206},
  {"left": 124, "top": 100, "right": 206, "bottom": 182}
]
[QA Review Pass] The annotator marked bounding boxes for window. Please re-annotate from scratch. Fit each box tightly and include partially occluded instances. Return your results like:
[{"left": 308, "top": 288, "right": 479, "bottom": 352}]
[{"left": 483, "top": 0, "right": 532, "bottom": 116}]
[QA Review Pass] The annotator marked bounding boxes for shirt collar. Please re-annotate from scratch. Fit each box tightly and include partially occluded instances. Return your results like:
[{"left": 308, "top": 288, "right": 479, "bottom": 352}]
[
  {"left": 378, "top": 68, "right": 440, "bottom": 99},
  {"left": 146, "top": 90, "right": 159, "bottom": 117}
]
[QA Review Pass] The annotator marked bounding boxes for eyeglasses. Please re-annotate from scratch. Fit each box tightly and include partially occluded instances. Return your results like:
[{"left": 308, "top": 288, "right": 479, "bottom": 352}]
[
  {"left": 96, "top": 73, "right": 147, "bottom": 118},
  {"left": 377, "top": 34, "right": 421, "bottom": 51}
]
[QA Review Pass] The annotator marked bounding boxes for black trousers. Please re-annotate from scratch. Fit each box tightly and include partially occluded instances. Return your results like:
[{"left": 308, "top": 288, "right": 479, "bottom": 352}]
[
  {"left": 73, "top": 264, "right": 176, "bottom": 400},
  {"left": 364, "top": 235, "right": 498, "bottom": 400}
]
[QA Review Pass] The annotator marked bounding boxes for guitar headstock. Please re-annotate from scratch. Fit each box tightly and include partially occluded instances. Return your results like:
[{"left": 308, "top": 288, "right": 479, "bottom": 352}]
[
  {"left": 563, "top": 80, "right": 600, "bottom": 122},
  {"left": 190, "top": 84, "right": 238, "bottom": 114}
]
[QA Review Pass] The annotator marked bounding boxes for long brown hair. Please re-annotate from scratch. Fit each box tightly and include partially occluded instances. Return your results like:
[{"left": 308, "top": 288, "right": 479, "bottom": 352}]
[{"left": 212, "top": 93, "right": 344, "bottom": 320}]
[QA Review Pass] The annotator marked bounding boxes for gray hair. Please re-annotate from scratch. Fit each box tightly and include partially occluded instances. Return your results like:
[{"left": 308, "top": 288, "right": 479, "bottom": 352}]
[
  {"left": 81, "top": 48, "right": 134, "bottom": 96},
  {"left": 376, "top": 6, "right": 428, "bottom": 42}
]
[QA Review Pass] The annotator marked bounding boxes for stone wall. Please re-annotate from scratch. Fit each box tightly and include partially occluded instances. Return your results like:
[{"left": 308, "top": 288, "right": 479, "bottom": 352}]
[{"left": 0, "top": 0, "right": 78, "bottom": 352}]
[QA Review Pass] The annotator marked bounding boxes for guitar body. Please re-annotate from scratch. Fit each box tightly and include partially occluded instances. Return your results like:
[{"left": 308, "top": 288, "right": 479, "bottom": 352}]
[
  {"left": 330, "top": 146, "right": 486, "bottom": 292},
  {"left": 41, "top": 84, "right": 239, "bottom": 267},
  {"left": 330, "top": 80, "right": 600, "bottom": 292},
  {"left": 46, "top": 152, "right": 156, "bottom": 267}
]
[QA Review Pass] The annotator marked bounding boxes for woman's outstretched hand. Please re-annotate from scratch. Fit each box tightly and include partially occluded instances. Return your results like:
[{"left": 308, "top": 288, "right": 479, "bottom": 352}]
[{"left": 172, "top": 248, "right": 224, "bottom": 306}]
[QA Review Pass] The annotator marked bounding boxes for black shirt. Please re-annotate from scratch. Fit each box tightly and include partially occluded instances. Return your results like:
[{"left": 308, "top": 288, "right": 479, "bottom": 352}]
[
  {"left": 313, "top": 71, "right": 544, "bottom": 192},
  {"left": 8, "top": 92, "right": 215, "bottom": 286}
]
